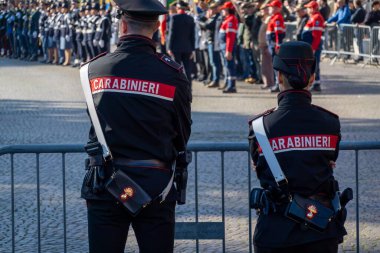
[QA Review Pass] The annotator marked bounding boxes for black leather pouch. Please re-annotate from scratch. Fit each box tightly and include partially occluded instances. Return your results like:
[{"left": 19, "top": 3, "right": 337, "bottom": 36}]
[
  {"left": 285, "top": 194, "right": 334, "bottom": 232},
  {"left": 106, "top": 169, "right": 152, "bottom": 217}
]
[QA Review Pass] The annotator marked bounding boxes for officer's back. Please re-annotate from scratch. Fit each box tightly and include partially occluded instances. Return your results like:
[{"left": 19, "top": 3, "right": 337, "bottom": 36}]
[
  {"left": 88, "top": 36, "right": 191, "bottom": 163},
  {"left": 167, "top": 4, "right": 195, "bottom": 53}
]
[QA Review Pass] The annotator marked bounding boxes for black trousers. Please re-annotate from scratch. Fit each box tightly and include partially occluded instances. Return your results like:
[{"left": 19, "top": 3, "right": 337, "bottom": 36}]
[
  {"left": 87, "top": 199, "right": 176, "bottom": 253},
  {"left": 173, "top": 52, "right": 192, "bottom": 84},
  {"left": 254, "top": 238, "right": 339, "bottom": 253}
]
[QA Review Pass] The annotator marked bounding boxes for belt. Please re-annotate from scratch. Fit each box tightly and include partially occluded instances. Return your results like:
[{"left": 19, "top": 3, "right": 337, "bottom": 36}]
[{"left": 113, "top": 158, "right": 171, "bottom": 170}]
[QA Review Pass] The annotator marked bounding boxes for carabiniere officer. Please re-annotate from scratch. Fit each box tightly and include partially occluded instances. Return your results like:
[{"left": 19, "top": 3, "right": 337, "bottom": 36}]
[
  {"left": 80, "top": 0, "right": 192, "bottom": 252},
  {"left": 248, "top": 41, "right": 350, "bottom": 253}
]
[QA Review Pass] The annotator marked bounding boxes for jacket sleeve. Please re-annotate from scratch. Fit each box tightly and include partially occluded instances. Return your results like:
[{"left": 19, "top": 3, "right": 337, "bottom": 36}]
[
  {"left": 273, "top": 19, "right": 282, "bottom": 50},
  {"left": 248, "top": 124, "right": 259, "bottom": 166},
  {"left": 364, "top": 12, "right": 373, "bottom": 26},
  {"left": 173, "top": 74, "right": 192, "bottom": 152},
  {"left": 190, "top": 17, "right": 196, "bottom": 51},
  {"left": 327, "top": 10, "right": 339, "bottom": 23},
  {"left": 167, "top": 15, "right": 175, "bottom": 51},
  {"left": 350, "top": 9, "right": 360, "bottom": 23}
]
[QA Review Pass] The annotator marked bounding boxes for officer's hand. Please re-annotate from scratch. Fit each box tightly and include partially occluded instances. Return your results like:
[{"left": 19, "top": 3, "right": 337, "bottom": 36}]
[
  {"left": 99, "top": 39, "right": 104, "bottom": 48},
  {"left": 65, "top": 35, "right": 70, "bottom": 42},
  {"left": 93, "top": 39, "right": 98, "bottom": 46},
  {"left": 168, "top": 50, "right": 174, "bottom": 57},
  {"left": 329, "top": 161, "right": 336, "bottom": 169},
  {"left": 225, "top": 51, "right": 233, "bottom": 61}
]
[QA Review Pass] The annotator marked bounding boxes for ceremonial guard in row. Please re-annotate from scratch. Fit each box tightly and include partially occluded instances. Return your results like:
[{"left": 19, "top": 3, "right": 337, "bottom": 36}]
[
  {"left": 14, "top": 2, "right": 24, "bottom": 59},
  {"left": 39, "top": 1, "right": 49, "bottom": 62},
  {"left": 0, "top": 1, "right": 8, "bottom": 56},
  {"left": 29, "top": 0, "right": 40, "bottom": 61},
  {"left": 94, "top": 4, "right": 110, "bottom": 54},
  {"left": 60, "top": 2, "right": 72, "bottom": 65},
  {"left": 21, "top": 2, "right": 30, "bottom": 60},
  {"left": 53, "top": 3, "right": 63, "bottom": 64},
  {"left": 86, "top": 3, "right": 100, "bottom": 59},
  {"left": 47, "top": 4, "right": 57, "bottom": 63},
  {"left": 70, "top": 0, "right": 80, "bottom": 66},
  {"left": 75, "top": 6, "right": 88, "bottom": 65}
]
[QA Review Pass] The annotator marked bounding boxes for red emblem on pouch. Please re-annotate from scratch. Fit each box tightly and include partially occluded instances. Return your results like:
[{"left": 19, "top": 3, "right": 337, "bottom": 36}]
[
  {"left": 120, "top": 187, "right": 134, "bottom": 201},
  {"left": 306, "top": 205, "right": 318, "bottom": 220}
]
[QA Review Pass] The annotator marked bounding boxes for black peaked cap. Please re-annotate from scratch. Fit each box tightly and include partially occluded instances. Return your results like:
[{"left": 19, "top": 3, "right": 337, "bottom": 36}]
[
  {"left": 273, "top": 41, "right": 316, "bottom": 89},
  {"left": 114, "top": 0, "right": 168, "bottom": 21}
]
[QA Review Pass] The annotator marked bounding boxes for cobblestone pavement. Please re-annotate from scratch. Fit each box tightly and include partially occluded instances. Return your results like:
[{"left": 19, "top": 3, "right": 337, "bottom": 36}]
[{"left": 1, "top": 58, "right": 380, "bottom": 253}]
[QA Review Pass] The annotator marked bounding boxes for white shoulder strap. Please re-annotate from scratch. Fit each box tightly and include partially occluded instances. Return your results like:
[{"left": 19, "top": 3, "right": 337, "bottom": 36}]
[
  {"left": 252, "top": 116, "right": 288, "bottom": 186},
  {"left": 80, "top": 63, "right": 112, "bottom": 159}
]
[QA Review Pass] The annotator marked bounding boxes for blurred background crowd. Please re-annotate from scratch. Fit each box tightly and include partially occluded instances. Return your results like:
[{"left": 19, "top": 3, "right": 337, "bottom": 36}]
[{"left": 0, "top": 0, "right": 379, "bottom": 93}]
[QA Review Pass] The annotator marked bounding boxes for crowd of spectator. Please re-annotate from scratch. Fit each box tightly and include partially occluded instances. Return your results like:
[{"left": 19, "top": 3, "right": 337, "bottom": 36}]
[{"left": 1, "top": 0, "right": 379, "bottom": 93}]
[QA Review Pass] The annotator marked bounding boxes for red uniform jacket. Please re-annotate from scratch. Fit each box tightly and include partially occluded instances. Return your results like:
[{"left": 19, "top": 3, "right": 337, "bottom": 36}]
[
  {"left": 266, "top": 12, "right": 286, "bottom": 50},
  {"left": 302, "top": 12, "right": 325, "bottom": 51},
  {"left": 219, "top": 14, "right": 238, "bottom": 53}
]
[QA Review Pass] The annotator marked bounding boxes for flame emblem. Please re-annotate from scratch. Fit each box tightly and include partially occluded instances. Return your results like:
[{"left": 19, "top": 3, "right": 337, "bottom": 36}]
[
  {"left": 120, "top": 187, "right": 134, "bottom": 201},
  {"left": 306, "top": 205, "right": 318, "bottom": 220}
]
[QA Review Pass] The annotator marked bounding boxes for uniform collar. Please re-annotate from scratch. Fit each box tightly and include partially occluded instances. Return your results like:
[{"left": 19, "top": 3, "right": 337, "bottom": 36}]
[
  {"left": 277, "top": 89, "right": 312, "bottom": 107},
  {"left": 116, "top": 34, "right": 156, "bottom": 54}
]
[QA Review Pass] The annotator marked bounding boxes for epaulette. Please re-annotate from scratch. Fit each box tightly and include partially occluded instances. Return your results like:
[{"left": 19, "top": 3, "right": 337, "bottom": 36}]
[
  {"left": 156, "top": 53, "right": 183, "bottom": 72},
  {"left": 248, "top": 107, "right": 276, "bottom": 125},
  {"left": 312, "top": 105, "right": 339, "bottom": 118},
  {"left": 80, "top": 52, "right": 107, "bottom": 67}
]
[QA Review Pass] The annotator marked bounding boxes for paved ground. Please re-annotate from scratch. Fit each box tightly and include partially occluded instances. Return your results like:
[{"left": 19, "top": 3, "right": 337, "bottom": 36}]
[{"left": 0, "top": 57, "right": 380, "bottom": 253}]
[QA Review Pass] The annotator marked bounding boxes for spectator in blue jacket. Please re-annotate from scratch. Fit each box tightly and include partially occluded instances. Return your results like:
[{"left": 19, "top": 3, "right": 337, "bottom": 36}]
[
  {"left": 326, "top": 0, "right": 351, "bottom": 58},
  {"left": 326, "top": 0, "right": 351, "bottom": 27}
]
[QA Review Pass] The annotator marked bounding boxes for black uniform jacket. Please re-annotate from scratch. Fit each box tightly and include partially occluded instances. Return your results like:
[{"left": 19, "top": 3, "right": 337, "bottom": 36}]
[
  {"left": 167, "top": 13, "right": 195, "bottom": 53},
  {"left": 82, "top": 35, "right": 192, "bottom": 201},
  {"left": 248, "top": 89, "right": 346, "bottom": 248}
]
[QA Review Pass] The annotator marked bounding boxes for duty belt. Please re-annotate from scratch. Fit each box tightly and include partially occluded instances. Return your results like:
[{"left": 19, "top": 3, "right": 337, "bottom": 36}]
[{"left": 113, "top": 158, "right": 171, "bottom": 170}]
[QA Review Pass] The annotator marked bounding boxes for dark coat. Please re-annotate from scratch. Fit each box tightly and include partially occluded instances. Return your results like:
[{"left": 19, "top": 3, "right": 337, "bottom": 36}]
[{"left": 167, "top": 13, "right": 195, "bottom": 53}]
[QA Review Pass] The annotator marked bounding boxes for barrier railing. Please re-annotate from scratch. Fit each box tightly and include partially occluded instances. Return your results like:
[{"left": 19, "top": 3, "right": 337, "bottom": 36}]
[
  {"left": 284, "top": 22, "right": 297, "bottom": 42},
  {"left": 284, "top": 22, "right": 379, "bottom": 64},
  {"left": 340, "top": 24, "right": 372, "bottom": 59},
  {"left": 1, "top": 142, "right": 380, "bottom": 253}
]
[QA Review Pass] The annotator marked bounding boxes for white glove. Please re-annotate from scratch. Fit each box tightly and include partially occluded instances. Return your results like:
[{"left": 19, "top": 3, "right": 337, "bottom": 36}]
[
  {"left": 65, "top": 35, "right": 70, "bottom": 42},
  {"left": 33, "top": 31, "right": 37, "bottom": 38},
  {"left": 93, "top": 39, "right": 98, "bottom": 46},
  {"left": 99, "top": 40, "right": 104, "bottom": 48}
]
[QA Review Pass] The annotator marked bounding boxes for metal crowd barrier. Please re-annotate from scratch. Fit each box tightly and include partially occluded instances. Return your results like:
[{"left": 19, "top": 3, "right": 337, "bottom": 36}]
[
  {"left": 284, "top": 22, "right": 297, "bottom": 42},
  {"left": 1, "top": 142, "right": 380, "bottom": 253},
  {"left": 284, "top": 22, "right": 379, "bottom": 65},
  {"left": 339, "top": 24, "right": 372, "bottom": 59}
]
